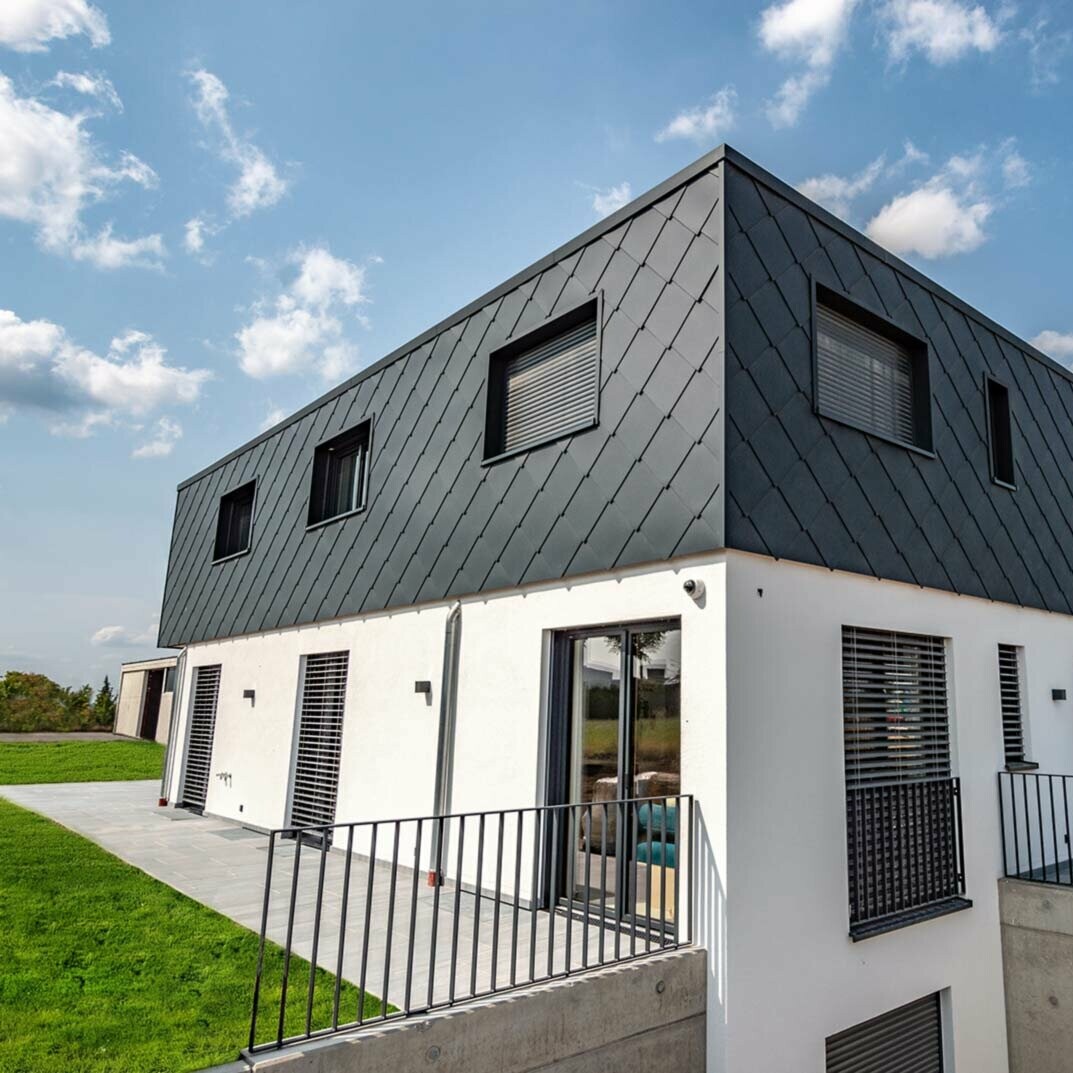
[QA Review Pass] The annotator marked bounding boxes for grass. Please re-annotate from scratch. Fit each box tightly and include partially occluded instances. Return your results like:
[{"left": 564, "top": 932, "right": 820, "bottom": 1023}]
[
  {"left": 0, "top": 797, "right": 383, "bottom": 1073},
  {"left": 0, "top": 740, "right": 165, "bottom": 785}
]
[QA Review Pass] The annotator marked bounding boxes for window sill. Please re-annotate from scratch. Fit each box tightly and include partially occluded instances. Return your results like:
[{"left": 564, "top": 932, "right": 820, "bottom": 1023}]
[
  {"left": 991, "top": 476, "right": 1018, "bottom": 492},
  {"left": 211, "top": 548, "right": 251, "bottom": 566},
  {"left": 1005, "top": 760, "right": 1040, "bottom": 772},
  {"left": 849, "top": 897, "right": 972, "bottom": 941},
  {"left": 305, "top": 505, "right": 367, "bottom": 532}
]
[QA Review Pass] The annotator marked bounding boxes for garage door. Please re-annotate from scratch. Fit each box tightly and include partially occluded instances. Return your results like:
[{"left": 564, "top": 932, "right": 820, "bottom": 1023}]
[{"left": 181, "top": 665, "right": 221, "bottom": 812}]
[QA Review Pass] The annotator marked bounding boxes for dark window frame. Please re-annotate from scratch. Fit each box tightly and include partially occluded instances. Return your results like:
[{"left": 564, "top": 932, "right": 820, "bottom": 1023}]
[
  {"left": 212, "top": 480, "right": 256, "bottom": 564},
  {"left": 482, "top": 293, "right": 602, "bottom": 465},
  {"left": 985, "top": 374, "right": 1016, "bottom": 490},
  {"left": 306, "top": 418, "right": 374, "bottom": 530},
  {"left": 810, "top": 280, "right": 935, "bottom": 458}
]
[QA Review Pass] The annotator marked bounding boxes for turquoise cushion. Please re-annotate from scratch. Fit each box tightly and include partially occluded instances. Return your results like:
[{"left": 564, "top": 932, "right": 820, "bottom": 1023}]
[
  {"left": 635, "top": 840, "right": 677, "bottom": 868},
  {"left": 637, "top": 802, "right": 678, "bottom": 836}
]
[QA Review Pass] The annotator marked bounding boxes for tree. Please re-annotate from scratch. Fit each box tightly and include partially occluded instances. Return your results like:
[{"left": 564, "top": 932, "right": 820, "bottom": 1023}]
[
  {"left": 93, "top": 675, "right": 116, "bottom": 727},
  {"left": 0, "top": 671, "right": 97, "bottom": 732}
]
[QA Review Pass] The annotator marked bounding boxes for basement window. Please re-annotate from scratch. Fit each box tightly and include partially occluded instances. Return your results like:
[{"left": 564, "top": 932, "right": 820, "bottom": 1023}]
[
  {"left": 308, "top": 421, "right": 371, "bottom": 527},
  {"left": 484, "top": 298, "right": 600, "bottom": 461},
  {"left": 213, "top": 480, "right": 255, "bottom": 562},
  {"left": 814, "top": 287, "right": 933, "bottom": 454},
  {"left": 826, "top": 993, "right": 943, "bottom": 1073},
  {"left": 986, "top": 376, "right": 1016, "bottom": 488}
]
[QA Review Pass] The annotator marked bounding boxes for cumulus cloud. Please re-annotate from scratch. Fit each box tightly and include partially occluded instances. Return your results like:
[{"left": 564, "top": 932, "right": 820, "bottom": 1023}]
[
  {"left": 1031, "top": 330, "right": 1073, "bottom": 363},
  {"left": 0, "top": 310, "right": 210, "bottom": 441},
  {"left": 132, "top": 416, "right": 182, "bottom": 458},
  {"left": 90, "top": 619, "right": 158, "bottom": 647},
  {"left": 758, "top": 0, "right": 859, "bottom": 126},
  {"left": 655, "top": 87, "right": 736, "bottom": 143},
  {"left": 591, "top": 182, "right": 632, "bottom": 218},
  {"left": 797, "top": 141, "right": 928, "bottom": 218},
  {"left": 864, "top": 142, "right": 1027, "bottom": 259},
  {"left": 880, "top": 0, "right": 1006, "bottom": 65},
  {"left": 49, "top": 70, "right": 121, "bottom": 111},
  {"left": 236, "top": 246, "right": 373, "bottom": 381},
  {"left": 187, "top": 68, "right": 288, "bottom": 246},
  {"left": 0, "top": 74, "right": 163, "bottom": 269},
  {"left": 0, "top": 0, "right": 109, "bottom": 53}
]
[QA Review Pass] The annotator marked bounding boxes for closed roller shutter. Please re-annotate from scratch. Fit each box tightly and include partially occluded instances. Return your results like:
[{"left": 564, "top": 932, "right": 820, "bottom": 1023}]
[
  {"left": 998, "top": 644, "right": 1026, "bottom": 765},
  {"left": 843, "top": 626, "right": 950, "bottom": 789},
  {"left": 289, "top": 651, "right": 349, "bottom": 831},
  {"left": 502, "top": 315, "right": 598, "bottom": 454},
  {"left": 826, "top": 992, "right": 943, "bottom": 1073},
  {"left": 181, "top": 665, "right": 221, "bottom": 811},
  {"left": 816, "top": 303, "right": 918, "bottom": 447}
]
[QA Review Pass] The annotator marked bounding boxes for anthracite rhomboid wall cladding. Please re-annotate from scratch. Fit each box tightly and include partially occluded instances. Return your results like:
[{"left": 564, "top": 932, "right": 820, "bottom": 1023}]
[{"left": 159, "top": 146, "right": 1073, "bottom": 648}]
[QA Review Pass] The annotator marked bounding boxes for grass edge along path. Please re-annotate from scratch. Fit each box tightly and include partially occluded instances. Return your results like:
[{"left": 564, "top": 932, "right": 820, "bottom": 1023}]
[
  {"left": 0, "top": 739, "right": 165, "bottom": 785},
  {"left": 0, "top": 797, "right": 384, "bottom": 1073}
]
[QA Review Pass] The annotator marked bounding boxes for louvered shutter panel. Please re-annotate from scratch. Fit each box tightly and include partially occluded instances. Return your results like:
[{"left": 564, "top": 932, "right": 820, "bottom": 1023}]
[
  {"left": 181, "top": 665, "right": 221, "bottom": 811},
  {"left": 998, "top": 644, "right": 1026, "bottom": 765},
  {"left": 816, "top": 304, "right": 918, "bottom": 446},
  {"left": 826, "top": 993, "right": 943, "bottom": 1073},
  {"left": 289, "top": 652, "right": 349, "bottom": 830},
  {"left": 501, "top": 316, "right": 598, "bottom": 453},
  {"left": 843, "top": 626, "right": 950, "bottom": 789}
]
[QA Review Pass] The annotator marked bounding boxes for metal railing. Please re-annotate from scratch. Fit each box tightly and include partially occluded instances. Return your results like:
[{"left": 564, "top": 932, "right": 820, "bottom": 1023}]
[
  {"left": 847, "top": 777, "right": 966, "bottom": 932},
  {"left": 1000, "top": 771, "right": 1073, "bottom": 885},
  {"left": 247, "top": 794, "right": 693, "bottom": 1053}
]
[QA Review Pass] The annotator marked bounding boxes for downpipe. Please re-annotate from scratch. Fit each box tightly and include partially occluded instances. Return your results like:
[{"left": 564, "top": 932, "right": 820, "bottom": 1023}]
[{"left": 428, "top": 602, "right": 461, "bottom": 885}]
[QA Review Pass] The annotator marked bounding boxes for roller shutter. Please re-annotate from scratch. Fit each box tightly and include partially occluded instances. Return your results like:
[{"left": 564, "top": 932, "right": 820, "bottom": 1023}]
[
  {"left": 826, "top": 992, "right": 943, "bottom": 1072},
  {"left": 181, "top": 665, "right": 221, "bottom": 811},
  {"left": 998, "top": 644, "right": 1026, "bottom": 765}
]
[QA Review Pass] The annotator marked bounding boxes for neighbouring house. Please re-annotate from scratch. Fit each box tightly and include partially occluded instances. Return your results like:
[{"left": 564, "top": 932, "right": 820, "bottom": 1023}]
[
  {"left": 155, "top": 145, "right": 1073, "bottom": 1073},
  {"left": 113, "top": 656, "right": 177, "bottom": 744}
]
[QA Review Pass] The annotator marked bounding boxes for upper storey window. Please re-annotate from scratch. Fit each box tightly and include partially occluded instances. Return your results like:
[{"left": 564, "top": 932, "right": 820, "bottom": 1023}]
[
  {"left": 814, "top": 288, "right": 933, "bottom": 454},
  {"left": 986, "top": 376, "right": 1016, "bottom": 488},
  {"left": 484, "top": 298, "right": 600, "bottom": 460},
  {"left": 308, "top": 421, "right": 370, "bottom": 527},
  {"left": 214, "top": 480, "right": 255, "bottom": 562}
]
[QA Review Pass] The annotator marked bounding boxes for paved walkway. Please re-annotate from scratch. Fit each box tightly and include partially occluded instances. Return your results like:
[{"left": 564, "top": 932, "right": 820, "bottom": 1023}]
[
  {"left": 0, "top": 782, "right": 657, "bottom": 1049},
  {"left": 0, "top": 731, "right": 123, "bottom": 742}
]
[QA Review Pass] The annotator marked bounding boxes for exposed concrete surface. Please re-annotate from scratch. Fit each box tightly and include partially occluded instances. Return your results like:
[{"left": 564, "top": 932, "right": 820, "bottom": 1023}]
[
  {"left": 1000, "top": 878, "right": 1073, "bottom": 1073},
  {"left": 239, "top": 948, "right": 706, "bottom": 1073}
]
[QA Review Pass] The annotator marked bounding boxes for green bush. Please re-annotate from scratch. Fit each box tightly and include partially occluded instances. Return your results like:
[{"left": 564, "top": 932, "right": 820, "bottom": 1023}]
[{"left": 0, "top": 671, "right": 112, "bottom": 733}]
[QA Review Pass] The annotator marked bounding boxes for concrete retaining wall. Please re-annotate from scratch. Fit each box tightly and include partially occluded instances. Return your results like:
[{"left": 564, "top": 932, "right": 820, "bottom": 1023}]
[
  {"left": 1000, "top": 878, "right": 1073, "bottom": 1072},
  {"left": 237, "top": 948, "right": 705, "bottom": 1073}
]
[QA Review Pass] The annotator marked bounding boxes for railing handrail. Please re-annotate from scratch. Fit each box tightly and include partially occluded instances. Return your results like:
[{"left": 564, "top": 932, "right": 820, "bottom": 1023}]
[
  {"left": 998, "top": 769, "right": 1073, "bottom": 888},
  {"left": 265, "top": 793, "right": 690, "bottom": 838},
  {"left": 248, "top": 793, "right": 694, "bottom": 1054}
]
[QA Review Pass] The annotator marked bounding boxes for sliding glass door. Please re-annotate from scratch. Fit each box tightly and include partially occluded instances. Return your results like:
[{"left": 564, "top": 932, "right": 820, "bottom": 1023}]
[{"left": 552, "top": 620, "right": 681, "bottom": 923}]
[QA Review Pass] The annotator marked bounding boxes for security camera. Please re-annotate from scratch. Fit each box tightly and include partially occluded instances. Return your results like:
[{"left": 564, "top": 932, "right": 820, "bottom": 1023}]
[{"left": 683, "top": 578, "right": 705, "bottom": 600}]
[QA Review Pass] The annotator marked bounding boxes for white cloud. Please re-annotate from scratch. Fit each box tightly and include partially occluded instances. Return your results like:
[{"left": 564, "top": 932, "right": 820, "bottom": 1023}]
[
  {"left": 759, "top": 0, "right": 859, "bottom": 126},
  {"left": 236, "top": 246, "right": 372, "bottom": 381},
  {"left": 90, "top": 619, "right": 158, "bottom": 647},
  {"left": 260, "top": 405, "right": 288, "bottom": 432},
  {"left": 0, "top": 309, "right": 211, "bottom": 437},
  {"left": 1031, "top": 330, "right": 1073, "bottom": 363},
  {"left": 591, "top": 182, "right": 632, "bottom": 218},
  {"left": 0, "top": 74, "right": 163, "bottom": 268},
  {"left": 188, "top": 68, "right": 288, "bottom": 223},
  {"left": 184, "top": 216, "right": 207, "bottom": 253},
  {"left": 49, "top": 70, "right": 121, "bottom": 111},
  {"left": 1001, "top": 145, "right": 1031, "bottom": 188},
  {"left": 1022, "top": 15, "right": 1072, "bottom": 88},
  {"left": 132, "top": 416, "right": 182, "bottom": 458},
  {"left": 0, "top": 0, "right": 109, "bottom": 53},
  {"left": 798, "top": 153, "right": 887, "bottom": 218},
  {"left": 655, "top": 87, "right": 736, "bottom": 143},
  {"left": 880, "top": 0, "right": 1005, "bottom": 65}
]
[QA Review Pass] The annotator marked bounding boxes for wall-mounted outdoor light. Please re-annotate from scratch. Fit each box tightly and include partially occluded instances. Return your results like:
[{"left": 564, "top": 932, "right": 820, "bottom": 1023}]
[
  {"left": 243, "top": 689, "right": 256, "bottom": 705},
  {"left": 1053, "top": 689, "right": 1067, "bottom": 701},
  {"left": 414, "top": 680, "right": 432, "bottom": 695}
]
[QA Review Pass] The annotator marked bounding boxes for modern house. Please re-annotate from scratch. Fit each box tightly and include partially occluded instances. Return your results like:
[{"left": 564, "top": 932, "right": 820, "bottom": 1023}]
[
  {"left": 113, "top": 655, "right": 178, "bottom": 744},
  {"left": 157, "top": 144, "right": 1073, "bottom": 1073}
]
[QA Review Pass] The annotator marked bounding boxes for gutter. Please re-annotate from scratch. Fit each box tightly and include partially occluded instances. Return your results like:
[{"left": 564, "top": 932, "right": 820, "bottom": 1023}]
[{"left": 429, "top": 602, "right": 462, "bottom": 884}]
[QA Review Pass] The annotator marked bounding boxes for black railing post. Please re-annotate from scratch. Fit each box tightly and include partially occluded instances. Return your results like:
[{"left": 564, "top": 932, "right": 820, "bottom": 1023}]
[{"left": 248, "top": 829, "right": 275, "bottom": 1051}]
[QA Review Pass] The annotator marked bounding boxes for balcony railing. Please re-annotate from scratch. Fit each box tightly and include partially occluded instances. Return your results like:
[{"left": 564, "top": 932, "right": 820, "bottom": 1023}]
[
  {"left": 247, "top": 794, "right": 693, "bottom": 1054},
  {"left": 1000, "top": 771, "right": 1073, "bottom": 885},
  {"left": 846, "top": 777, "right": 968, "bottom": 939}
]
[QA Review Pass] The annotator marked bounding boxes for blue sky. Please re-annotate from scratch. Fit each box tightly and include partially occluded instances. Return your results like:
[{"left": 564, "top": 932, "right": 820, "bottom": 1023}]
[{"left": 1, "top": 0, "right": 1070, "bottom": 687}]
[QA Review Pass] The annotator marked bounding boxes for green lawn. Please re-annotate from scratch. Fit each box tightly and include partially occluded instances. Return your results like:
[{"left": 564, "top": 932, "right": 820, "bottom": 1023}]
[
  {"left": 0, "top": 743, "right": 386, "bottom": 1071},
  {"left": 0, "top": 740, "right": 165, "bottom": 784}
]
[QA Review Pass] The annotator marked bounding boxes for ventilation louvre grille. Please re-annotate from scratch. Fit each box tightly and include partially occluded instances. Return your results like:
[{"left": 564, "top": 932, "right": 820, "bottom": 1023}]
[
  {"left": 501, "top": 316, "right": 598, "bottom": 454},
  {"left": 289, "top": 651, "right": 349, "bottom": 831},
  {"left": 826, "top": 992, "right": 943, "bottom": 1073},
  {"left": 998, "top": 644, "right": 1026, "bottom": 765},
  {"left": 816, "top": 304, "right": 917, "bottom": 447},
  {"left": 181, "top": 664, "right": 221, "bottom": 811}
]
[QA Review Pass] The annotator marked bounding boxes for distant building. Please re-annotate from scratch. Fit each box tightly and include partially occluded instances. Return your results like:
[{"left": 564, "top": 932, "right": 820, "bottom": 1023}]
[{"left": 113, "top": 656, "right": 177, "bottom": 744}]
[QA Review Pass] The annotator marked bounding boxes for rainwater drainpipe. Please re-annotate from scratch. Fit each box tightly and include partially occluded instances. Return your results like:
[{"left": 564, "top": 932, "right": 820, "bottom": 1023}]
[
  {"left": 158, "top": 647, "right": 187, "bottom": 807},
  {"left": 428, "top": 602, "right": 462, "bottom": 885}
]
